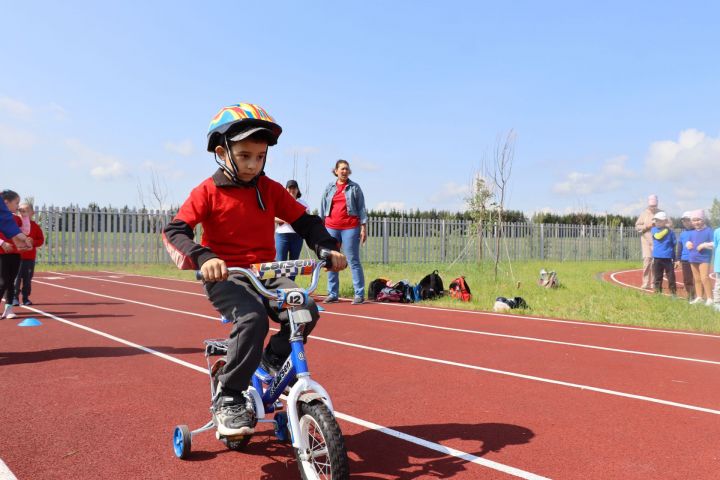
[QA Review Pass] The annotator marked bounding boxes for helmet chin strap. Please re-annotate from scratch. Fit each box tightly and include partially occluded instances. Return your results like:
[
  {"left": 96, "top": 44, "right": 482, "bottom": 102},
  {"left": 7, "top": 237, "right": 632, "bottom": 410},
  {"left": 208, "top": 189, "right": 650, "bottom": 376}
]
[{"left": 213, "top": 137, "right": 267, "bottom": 210}]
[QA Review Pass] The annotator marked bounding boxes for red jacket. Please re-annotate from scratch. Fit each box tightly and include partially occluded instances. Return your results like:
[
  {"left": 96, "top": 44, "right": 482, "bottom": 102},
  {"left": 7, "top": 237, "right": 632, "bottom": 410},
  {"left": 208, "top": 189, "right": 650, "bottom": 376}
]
[
  {"left": 21, "top": 220, "right": 44, "bottom": 260},
  {"left": 0, "top": 215, "right": 22, "bottom": 255}
]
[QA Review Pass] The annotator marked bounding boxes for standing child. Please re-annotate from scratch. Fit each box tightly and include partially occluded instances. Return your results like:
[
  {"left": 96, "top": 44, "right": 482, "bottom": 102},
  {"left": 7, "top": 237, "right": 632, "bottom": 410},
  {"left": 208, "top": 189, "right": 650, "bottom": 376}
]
[
  {"left": 650, "top": 211, "right": 677, "bottom": 295},
  {"left": 713, "top": 224, "right": 720, "bottom": 312},
  {"left": 0, "top": 190, "right": 23, "bottom": 319},
  {"left": 163, "top": 103, "right": 347, "bottom": 437},
  {"left": 686, "top": 210, "right": 714, "bottom": 306},
  {"left": 13, "top": 202, "right": 44, "bottom": 306},
  {"left": 677, "top": 212, "right": 696, "bottom": 301}
]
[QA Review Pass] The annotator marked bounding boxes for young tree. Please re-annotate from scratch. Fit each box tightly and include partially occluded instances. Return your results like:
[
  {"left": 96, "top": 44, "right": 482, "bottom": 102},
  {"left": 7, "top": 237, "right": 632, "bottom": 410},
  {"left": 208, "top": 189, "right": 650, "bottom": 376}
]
[
  {"left": 709, "top": 197, "right": 720, "bottom": 227},
  {"left": 465, "top": 173, "right": 494, "bottom": 261},
  {"left": 489, "top": 129, "right": 516, "bottom": 279}
]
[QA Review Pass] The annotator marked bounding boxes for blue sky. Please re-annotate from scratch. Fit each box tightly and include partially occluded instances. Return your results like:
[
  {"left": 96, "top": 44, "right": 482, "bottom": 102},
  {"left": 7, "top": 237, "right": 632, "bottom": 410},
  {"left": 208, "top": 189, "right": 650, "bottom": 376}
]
[{"left": 2, "top": 1, "right": 719, "bottom": 218}]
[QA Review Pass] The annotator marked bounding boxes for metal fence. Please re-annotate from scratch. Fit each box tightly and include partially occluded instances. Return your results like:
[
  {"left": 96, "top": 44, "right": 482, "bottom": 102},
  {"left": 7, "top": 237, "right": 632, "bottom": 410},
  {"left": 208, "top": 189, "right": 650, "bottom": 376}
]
[{"left": 32, "top": 207, "right": 643, "bottom": 265}]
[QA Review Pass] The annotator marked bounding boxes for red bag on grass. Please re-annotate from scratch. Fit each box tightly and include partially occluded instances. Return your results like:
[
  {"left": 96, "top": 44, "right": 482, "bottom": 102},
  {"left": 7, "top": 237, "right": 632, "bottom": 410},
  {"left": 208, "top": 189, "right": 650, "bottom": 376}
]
[{"left": 449, "top": 276, "right": 472, "bottom": 302}]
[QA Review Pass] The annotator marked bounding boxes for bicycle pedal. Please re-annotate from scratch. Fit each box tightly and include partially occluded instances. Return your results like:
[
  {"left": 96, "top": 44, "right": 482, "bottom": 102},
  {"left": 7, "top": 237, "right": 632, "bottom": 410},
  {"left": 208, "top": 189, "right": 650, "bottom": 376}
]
[{"left": 273, "top": 401, "right": 284, "bottom": 411}]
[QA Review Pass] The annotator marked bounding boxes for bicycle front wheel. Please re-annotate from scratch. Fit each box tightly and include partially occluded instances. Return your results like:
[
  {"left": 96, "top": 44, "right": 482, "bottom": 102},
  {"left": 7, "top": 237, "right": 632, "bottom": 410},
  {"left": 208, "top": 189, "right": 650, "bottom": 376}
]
[{"left": 295, "top": 401, "right": 349, "bottom": 480}]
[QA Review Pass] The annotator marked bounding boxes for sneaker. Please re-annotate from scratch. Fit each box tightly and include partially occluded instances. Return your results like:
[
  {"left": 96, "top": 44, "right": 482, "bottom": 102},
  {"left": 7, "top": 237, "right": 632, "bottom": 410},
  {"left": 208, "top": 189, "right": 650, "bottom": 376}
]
[
  {"left": 706, "top": 299, "right": 714, "bottom": 307},
  {"left": 1, "top": 305, "right": 16, "bottom": 319},
  {"left": 11, "top": 299, "right": 19, "bottom": 307},
  {"left": 322, "top": 296, "right": 339, "bottom": 304},
  {"left": 689, "top": 297, "right": 704, "bottom": 305},
  {"left": 351, "top": 296, "right": 365, "bottom": 305},
  {"left": 22, "top": 299, "right": 32, "bottom": 306},
  {"left": 213, "top": 391, "right": 256, "bottom": 437}
]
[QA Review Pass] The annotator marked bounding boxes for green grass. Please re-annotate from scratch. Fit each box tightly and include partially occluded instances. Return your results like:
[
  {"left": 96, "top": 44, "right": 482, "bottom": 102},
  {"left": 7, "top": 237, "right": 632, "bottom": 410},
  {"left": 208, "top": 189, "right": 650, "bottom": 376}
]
[{"left": 38, "top": 260, "right": 720, "bottom": 334}]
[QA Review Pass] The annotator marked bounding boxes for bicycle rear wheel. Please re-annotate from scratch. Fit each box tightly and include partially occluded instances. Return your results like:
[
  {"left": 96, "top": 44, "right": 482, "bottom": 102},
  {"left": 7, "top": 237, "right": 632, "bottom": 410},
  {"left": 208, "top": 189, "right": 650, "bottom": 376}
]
[{"left": 295, "top": 401, "right": 349, "bottom": 480}]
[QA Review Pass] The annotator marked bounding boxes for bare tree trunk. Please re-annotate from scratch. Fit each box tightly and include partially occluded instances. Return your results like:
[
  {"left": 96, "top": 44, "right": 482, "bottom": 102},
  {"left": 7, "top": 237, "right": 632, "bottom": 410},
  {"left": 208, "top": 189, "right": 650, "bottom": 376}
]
[{"left": 491, "top": 129, "right": 516, "bottom": 280}]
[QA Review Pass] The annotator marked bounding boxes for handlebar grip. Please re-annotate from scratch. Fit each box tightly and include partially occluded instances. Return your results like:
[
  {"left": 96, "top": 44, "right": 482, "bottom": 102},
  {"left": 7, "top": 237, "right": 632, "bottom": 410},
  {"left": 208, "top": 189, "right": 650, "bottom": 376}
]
[{"left": 319, "top": 248, "right": 332, "bottom": 269}]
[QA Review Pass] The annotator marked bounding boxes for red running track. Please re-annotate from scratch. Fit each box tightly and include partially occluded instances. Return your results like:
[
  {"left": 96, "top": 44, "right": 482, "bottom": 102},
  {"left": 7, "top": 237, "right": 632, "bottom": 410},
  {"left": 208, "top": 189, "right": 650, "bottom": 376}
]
[{"left": 1, "top": 270, "right": 720, "bottom": 479}]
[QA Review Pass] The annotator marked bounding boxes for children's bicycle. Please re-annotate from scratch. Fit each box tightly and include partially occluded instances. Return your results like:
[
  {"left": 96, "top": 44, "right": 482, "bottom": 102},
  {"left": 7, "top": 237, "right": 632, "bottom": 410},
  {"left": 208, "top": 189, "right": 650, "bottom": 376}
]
[{"left": 172, "top": 253, "right": 350, "bottom": 479}]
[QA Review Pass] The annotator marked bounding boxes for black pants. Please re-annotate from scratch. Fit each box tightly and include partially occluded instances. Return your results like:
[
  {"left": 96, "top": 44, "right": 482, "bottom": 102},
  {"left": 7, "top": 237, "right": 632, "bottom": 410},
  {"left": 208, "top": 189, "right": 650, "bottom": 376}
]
[
  {"left": 680, "top": 260, "right": 695, "bottom": 300},
  {"left": 0, "top": 254, "right": 21, "bottom": 303},
  {"left": 204, "top": 275, "right": 319, "bottom": 393},
  {"left": 14, "top": 259, "right": 35, "bottom": 303},
  {"left": 652, "top": 258, "right": 676, "bottom": 294}
]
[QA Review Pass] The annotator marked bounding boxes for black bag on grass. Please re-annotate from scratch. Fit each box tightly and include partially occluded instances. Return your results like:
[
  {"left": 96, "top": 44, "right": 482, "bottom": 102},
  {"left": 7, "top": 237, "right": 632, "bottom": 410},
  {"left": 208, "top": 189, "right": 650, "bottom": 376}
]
[{"left": 418, "top": 270, "right": 444, "bottom": 300}]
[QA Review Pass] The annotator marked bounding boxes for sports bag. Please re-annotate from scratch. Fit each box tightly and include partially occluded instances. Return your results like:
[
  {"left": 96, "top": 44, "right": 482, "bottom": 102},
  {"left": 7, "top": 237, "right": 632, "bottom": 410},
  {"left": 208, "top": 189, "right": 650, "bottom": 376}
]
[
  {"left": 368, "top": 277, "right": 390, "bottom": 301},
  {"left": 376, "top": 286, "right": 404, "bottom": 302},
  {"left": 418, "top": 270, "right": 444, "bottom": 300},
  {"left": 493, "top": 296, "right": 529, "bottom": 311},
  {"left": 449, "top": 276, "right": 472, "bottom": 302},
  {"left": 538, "top": 269, "right": 559, "bottom": 288}
]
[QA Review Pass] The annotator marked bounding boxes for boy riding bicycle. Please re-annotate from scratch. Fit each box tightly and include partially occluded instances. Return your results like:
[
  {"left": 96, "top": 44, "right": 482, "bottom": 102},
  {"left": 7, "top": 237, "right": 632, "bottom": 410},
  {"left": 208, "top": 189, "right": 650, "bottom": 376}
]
[{"left": 163, "top": 103, "right": 347, "bottom": 437}]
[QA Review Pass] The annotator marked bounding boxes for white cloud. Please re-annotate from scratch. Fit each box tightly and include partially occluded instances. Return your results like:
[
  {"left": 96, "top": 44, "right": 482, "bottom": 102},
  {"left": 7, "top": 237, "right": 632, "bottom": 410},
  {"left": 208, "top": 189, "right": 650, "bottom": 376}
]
[
  {"left": 284, "top": 146, "right": 321, "bottom": 157},
  {"left": 375, "top": 201, "right": 406, "bottom": 211},
  {"left": 48, "top": 103, "right": 68, "bottom": 121},
  {"left": 164, "top": 139, "right": 194, "bottom": 156},
  {"left": 0, "top": 97, "right": 32, "bottom": 119},
  {"left": 90, "top": 162, "right": 128, "bottom": 180},
  {"left": 65, "top": 138, "right": 129, "bottom": 180},
  {"left": 429, "top": 181, "right": 471, "bottom": 204},
  {"left": 0, "top": 124, "right": 37, "bottom": 150},
  {"left": 352, "top": 159, "right": 380, "bottom": 172},
  {"left": 645, "top": 129, "right": 720, "bottom": 180},
  {"left": 141, "top": 160, "right": 185, "bottom": 180},
  {"left": 552, "top": 155, "right": 635, "bottom": 195}
]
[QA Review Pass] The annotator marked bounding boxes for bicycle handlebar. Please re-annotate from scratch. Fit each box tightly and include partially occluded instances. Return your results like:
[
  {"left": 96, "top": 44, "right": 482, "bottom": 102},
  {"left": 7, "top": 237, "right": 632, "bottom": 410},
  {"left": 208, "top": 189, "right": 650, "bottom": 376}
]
[{"left": 195, "top": 249, "right": 331, "bottom": 302}]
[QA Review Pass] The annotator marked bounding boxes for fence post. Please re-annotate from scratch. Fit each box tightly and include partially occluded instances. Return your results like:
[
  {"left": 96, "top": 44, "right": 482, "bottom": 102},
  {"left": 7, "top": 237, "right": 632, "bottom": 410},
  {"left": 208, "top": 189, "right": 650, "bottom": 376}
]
[
  {"left": 382, "top": 217, "right": 389, "bottom": 264},
  {"left": 619, "top": 224, "right": 624, "bottom": 260},
  {"left": 540, "top": 223, "right": 545, "bottom": 261},
  {"left": 439, "top": 219, "right": 443, "bottom": 262}
]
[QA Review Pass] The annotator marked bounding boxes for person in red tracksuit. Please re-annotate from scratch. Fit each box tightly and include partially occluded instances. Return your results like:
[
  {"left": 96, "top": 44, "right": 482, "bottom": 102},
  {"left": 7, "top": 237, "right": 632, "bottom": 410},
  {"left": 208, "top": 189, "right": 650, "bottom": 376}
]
[
  {"left": 1, "top": 190, "right": 23, "bottom": 319},
  {"left": 13, "top": 202, "right": 44, "bottom": 306}
]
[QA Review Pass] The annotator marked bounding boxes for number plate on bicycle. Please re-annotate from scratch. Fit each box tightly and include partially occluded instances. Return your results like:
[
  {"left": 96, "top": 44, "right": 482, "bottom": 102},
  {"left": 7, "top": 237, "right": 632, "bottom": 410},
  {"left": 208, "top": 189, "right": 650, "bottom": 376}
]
[{"left": 292, "top": 309, "right": 313, "bottom": 324}]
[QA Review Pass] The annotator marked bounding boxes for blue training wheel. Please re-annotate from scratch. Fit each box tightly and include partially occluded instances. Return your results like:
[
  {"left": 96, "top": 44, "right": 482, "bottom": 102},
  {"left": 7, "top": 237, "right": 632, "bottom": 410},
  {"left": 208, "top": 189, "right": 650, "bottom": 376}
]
[{"left": 173, "top": 425, "right": 192, "bottom": 459}]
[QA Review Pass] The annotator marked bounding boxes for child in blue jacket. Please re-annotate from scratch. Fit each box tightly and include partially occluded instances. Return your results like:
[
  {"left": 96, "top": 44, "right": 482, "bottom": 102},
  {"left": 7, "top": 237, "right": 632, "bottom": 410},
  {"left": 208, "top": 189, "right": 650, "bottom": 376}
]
[
  {"left": 651, "top": 211, "right": 677, "bottom": 295},
  {"left": 677, "top": 212, "right": 696, "bottom": 301},
  {"left": 713, "top": 225, "right": 720, "bottom": 312}
]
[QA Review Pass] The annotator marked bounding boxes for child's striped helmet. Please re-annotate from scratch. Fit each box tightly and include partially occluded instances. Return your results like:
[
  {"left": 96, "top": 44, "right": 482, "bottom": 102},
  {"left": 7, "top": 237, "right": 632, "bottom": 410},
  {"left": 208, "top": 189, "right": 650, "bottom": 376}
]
[{"left": 206, "top": 103, "right": 282, "bottom": 151}]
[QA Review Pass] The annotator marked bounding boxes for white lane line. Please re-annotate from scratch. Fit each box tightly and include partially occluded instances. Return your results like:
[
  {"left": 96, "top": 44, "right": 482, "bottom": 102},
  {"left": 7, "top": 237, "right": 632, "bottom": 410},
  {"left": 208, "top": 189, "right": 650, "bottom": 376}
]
[
  {"left": 319, "top": 311, "right": 720, "bottom": 366},
  {"left": 21, "top": 305, "right": 208, "bottom": 373},
  {"left": 31, "top": 279, "right": 720, "bottom": 416},
  {"left": 610, "top": 269, "right": 718, "bottom": 291},
  {"left": 33, "top": 280, "right": 214, "bottom": 321},
  {"left": 47, "top": 271, "right": 206, "bottom": 296},
  {"left": 0, "top": 460, "right": 18, "bottom": 480},
  {"left": 97, "top": 270, "right": 198, "bottom": 284},
  {"left": 38, "top": 274, "right": 720, "bottom": 366},
  {"left": 60, "top": 270, "right": 720, "bottom": 340},
  {"left": 19, "top": 304, "right": 549, "bottom": 480}
]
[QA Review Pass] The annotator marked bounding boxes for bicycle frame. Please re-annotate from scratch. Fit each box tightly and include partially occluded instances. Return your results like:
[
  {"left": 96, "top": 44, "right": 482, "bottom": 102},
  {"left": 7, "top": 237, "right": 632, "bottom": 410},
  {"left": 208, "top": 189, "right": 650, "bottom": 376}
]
[{"left": 224, "top": 259, "right": 335, "bottom": 450}]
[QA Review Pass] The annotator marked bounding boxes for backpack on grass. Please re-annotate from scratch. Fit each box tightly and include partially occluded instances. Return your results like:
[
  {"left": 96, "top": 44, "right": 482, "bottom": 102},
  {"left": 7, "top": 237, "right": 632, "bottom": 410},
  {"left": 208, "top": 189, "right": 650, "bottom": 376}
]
[
  {"left": 418, "top": 270, "right": 444, "bottom": 300},
  {"left": 376, "top": 281, "right": 414, "bottom": 303},
  {"left": 368, "top": 277, "right": 390, "bottom": 301},
  {"left": 493, "top": 296, "right": 529, "bottom": 312},
  {"left": 538, "top": 269, "right": 559, "bottom": 288},
  {"left": 449, "top": 276, "right": 472, "bottom": 302}
]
